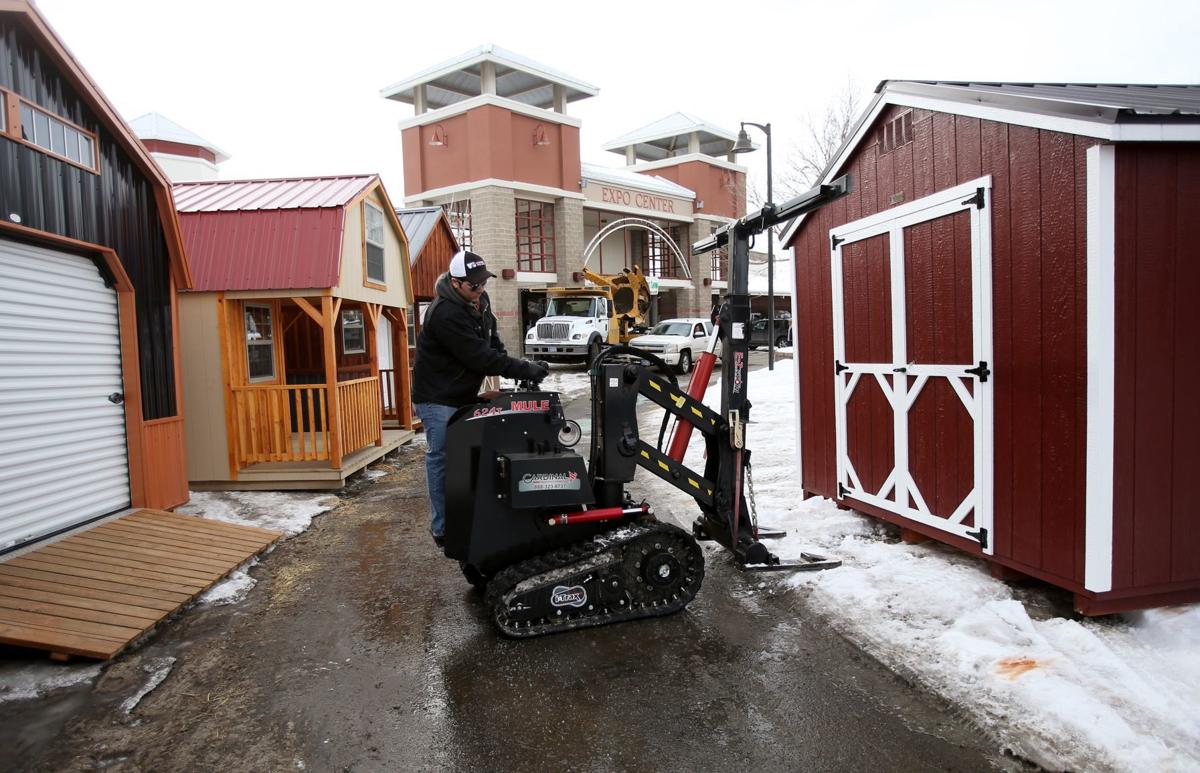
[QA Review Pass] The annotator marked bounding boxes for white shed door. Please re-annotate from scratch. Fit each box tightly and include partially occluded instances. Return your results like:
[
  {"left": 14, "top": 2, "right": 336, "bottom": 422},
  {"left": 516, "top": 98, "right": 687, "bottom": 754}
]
[{"left": 0, "top": 239, "right": 131, "bottom": 552}]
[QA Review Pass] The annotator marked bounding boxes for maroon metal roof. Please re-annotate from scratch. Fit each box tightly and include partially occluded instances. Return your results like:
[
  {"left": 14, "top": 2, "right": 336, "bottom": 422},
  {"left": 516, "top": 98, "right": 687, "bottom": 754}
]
[
  {"left": 174, "top": 175, "right": 378, "bottom": 291},
  {"left": 174, "top": 174, "right": 377, "bottom": 212}
]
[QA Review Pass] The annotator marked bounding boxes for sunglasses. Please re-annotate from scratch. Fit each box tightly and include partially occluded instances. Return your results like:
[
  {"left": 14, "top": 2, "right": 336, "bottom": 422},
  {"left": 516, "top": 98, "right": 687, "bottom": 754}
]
[{"left": 456, "top": 278, "right": 487, "bottom": 291}]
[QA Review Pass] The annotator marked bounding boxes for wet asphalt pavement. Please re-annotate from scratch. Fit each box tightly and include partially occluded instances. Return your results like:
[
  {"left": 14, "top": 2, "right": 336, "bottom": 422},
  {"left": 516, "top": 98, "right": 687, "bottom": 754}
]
[{"left": 2, "top": 353, "right": 1014, "bottom": 772}]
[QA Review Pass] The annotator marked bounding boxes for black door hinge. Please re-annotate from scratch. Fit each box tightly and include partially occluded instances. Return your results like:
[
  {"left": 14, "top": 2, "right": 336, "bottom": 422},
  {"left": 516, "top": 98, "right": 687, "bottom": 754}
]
[
  {"left": 838, "top": 482, "right": 850, "bottom": 499},
  {"left": 831, "top": 234, "right": 844, "bottom": 250},
  {"left": 965, "top": 361, "right": 990, "bottom": 382},
  {"left": 961, "top": 187, "right": 986, "bottom": 210},
  {"left": 966, "top": 527, "right": 989, "bottom": 550},
  {"left": 835, "top": 359, "right": 848, "bottom": 375}
]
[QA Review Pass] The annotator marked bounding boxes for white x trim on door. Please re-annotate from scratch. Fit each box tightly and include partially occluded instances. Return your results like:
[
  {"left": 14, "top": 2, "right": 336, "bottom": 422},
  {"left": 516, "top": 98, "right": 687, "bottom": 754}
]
[{"left": 830, "top": 177, "right": 995, "bottom": 553}]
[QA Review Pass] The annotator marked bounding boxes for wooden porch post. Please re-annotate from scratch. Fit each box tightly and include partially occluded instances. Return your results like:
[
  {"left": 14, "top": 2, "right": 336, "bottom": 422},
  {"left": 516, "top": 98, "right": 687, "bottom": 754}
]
[
  {"left": 322, "top": 296, "right": 343, "bottom": 468},
  {"left": 366, "top": 304, "right": 383, "bottom": 446},
  {"left": 396, "top": 307, "right": 413, "bottom": 430}
]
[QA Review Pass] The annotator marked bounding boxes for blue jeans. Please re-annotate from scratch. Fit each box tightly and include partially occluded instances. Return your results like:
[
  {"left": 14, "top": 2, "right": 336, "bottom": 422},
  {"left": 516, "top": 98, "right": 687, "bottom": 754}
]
[{"left": 414, "top": 402, "right": 458, "bottom": 537}]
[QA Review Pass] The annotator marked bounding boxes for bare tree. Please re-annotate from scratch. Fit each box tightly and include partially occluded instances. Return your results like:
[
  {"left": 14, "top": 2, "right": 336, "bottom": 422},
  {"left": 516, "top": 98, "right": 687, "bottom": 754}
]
[{"left": 747, "top": 80, "right": 864, "bottom": 209}]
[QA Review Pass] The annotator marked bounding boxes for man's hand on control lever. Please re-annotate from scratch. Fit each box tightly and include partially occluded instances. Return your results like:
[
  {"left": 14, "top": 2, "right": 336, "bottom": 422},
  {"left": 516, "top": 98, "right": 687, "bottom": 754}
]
[{"left": 516, "top": 359, "right": 550, "bottom": 385}]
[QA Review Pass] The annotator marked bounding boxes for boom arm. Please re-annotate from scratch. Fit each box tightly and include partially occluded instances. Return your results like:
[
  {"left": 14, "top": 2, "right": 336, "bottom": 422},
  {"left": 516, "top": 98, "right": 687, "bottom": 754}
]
[{"left": 587, "top": 177, "right": 851, "bottom": 567}]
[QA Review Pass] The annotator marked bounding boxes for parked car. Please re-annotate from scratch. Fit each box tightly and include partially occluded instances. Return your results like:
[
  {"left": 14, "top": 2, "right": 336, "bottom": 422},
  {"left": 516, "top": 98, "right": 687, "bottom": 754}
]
[
  {"left": 747, "top": 316, "right": 792, "bottom": 349},
  {"left": 628, "top": 318, "right": 713, "bottom": 374}
]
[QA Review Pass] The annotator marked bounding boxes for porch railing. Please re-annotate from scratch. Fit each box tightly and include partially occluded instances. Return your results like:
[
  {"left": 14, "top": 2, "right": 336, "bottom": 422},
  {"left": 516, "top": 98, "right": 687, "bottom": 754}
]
[
  {"left": 231, "top": 376, "right": 382, "bottom": 467},
  {"left": 231, "top": 384, "right": 330, "bottom": 464},
  {"left": 336, "top": 377, "right": 382, "bottom": 456}
]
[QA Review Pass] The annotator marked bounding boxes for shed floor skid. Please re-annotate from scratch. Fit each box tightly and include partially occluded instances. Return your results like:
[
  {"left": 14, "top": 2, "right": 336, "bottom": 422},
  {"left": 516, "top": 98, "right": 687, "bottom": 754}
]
[{"left": 0, "top": 510, "right": 281, "bottom": 659}]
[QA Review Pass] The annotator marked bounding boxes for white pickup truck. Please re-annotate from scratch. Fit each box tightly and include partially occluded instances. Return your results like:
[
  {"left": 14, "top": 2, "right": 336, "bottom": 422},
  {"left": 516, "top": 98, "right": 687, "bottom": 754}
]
[{"left": 524, "top": 294, "right": 612, "bottom": 364}]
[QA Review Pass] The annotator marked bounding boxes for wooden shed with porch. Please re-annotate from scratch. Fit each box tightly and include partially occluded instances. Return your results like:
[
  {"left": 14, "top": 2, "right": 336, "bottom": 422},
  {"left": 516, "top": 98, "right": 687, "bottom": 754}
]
[
  {"left": 175, "top": 174, "right": 416, "bottom": 490},
  {"left": 784, "top": 81, "right": 1200, "bottom": 615}
]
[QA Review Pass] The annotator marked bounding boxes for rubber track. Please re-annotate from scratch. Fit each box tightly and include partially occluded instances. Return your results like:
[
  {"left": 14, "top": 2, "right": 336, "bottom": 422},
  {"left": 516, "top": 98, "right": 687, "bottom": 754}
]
[{"left": 485, "top": 521, "right": 704, "bottom": 638}]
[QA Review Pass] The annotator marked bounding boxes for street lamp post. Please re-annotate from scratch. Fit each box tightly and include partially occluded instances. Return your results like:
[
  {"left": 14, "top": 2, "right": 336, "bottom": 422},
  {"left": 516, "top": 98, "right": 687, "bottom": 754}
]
[{"left": 731, "top": 121, "right": 775, "bottom": 369}]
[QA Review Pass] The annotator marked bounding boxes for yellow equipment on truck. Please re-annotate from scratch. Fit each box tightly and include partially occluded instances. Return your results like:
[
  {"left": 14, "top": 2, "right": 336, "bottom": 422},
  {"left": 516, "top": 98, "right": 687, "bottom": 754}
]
[{"left": 524, "top": 266, "right": 652, "bottom": 364}]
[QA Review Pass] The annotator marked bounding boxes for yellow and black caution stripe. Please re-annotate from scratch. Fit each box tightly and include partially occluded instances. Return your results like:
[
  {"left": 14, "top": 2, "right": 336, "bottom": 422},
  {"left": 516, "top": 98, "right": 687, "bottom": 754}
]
[
  {"left": 635, "top": 440, "right": 715, "bottom": 506},
  {"left": 640, "top": 374, "right": 721, "bottom": 435}
]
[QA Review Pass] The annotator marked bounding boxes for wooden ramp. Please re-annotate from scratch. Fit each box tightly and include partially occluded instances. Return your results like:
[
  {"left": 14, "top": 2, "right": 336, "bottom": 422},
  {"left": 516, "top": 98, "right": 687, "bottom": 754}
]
[{"left": 0, "top": 509, "right": 282, "bottom": 660}]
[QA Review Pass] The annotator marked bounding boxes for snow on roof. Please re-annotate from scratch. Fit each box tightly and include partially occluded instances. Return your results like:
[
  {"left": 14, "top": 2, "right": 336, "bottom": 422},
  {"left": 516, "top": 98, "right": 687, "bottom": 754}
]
[
  {"left": 581, "top": 163, "right": 695, "bottom": 199},
  {"left": 602, "top": 112, "right": 745, "bottom": 161},
  {"left": 129, "top": 112, "right": 230, "bottom": 162},
  {"left": 380, "top": 44, "right": 599, "bottom": 111}
]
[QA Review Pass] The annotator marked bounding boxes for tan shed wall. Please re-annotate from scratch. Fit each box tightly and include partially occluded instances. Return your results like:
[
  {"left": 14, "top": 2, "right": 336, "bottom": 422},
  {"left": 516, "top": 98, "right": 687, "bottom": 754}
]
[
  {"left": 179, "top": 292, "right": 233, "bottom": 483},
  {"left": 334, "top": 187, "right": 411, "bottom": 307}
]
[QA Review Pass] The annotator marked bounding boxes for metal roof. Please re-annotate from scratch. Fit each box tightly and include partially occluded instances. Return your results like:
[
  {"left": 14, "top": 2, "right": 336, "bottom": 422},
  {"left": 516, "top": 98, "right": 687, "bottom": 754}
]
[
  {"left": 173, "top": 174, "right": 377, "bottom": 212},
  {"left": 129, "top": 112, "right": 231, "bottom": 162},
  {"left": 380, "top": 44, "right": 599, "bottom": 111},
  {"left": 174, "top": 175, "right": 382, "bottom": 291},
  {"left": 602, "top": 112, "right": 745, "bottom": 161},
  {"left": 581, "top": 163, "right": 695, "bottom": 199},
  {"left": 780, "top": 80, "right": 1200, "bottom": 248},
  {"left": 396, "top": 206, "right": 454, "bottom": 262},
  {"left": 887, "top": 81, "right": 1200, "bottom": 119}
]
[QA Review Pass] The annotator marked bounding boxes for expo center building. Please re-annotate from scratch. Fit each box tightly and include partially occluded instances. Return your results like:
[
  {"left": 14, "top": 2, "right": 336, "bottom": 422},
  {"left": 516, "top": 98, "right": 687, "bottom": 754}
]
[{"left": 381, "top": 45, "right": 750, "bottom": 350}]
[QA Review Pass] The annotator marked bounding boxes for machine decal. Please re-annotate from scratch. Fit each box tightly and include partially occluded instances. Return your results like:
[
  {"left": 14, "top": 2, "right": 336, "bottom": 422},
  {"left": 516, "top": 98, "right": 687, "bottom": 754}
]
[
  {"left": 550, "top": 585, "right": 588, "bottom": 608},
  {"left": 509, "top": 399, "right": 552, "bottom": 412},
  {"left": 472, "top": 406, "right": 503, "bottom": 417},
  {"left": 518, "top": 471, "right": 581, "bottom": 492}
]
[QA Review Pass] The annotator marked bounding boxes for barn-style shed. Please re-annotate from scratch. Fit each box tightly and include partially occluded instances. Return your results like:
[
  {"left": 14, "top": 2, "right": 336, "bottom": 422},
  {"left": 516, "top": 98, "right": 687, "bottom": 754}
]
[
  {"left": 175, "top": 174, "right": 416, "bottom": 490},
  {"left": 784, "top": 81, "right": 1200, "bottom": 614},
  {"left": 0, "top": 0, "right": 193, "bottom": 551}
]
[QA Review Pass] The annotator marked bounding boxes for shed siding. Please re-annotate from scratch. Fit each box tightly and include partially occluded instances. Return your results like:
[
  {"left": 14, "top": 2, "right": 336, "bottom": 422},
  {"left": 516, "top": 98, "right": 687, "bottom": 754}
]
[
  {"left": 792, "top": 105, "right": 1097, "bottom": 585},
  {"left": 0, "top": 20, "right": 177, "bottom": 419},
  {"left": 412, "top": 219, "right": 457, "bottom": 300},
  {"left": 1112, "top": 144, "right": 1200, "bottom": 592}
]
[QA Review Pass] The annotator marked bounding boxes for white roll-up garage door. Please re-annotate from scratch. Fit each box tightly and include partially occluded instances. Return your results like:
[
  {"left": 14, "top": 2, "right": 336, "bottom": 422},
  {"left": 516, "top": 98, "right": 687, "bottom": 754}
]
[{"left": 0, "top": 238, "right": 131, "bottom": 552}]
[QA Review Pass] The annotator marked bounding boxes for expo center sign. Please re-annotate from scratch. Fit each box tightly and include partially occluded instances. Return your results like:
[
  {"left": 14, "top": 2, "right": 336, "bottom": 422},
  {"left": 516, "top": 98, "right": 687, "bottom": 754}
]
[{"left": 588, "top": 182, "right": 693, "bottom": 219}]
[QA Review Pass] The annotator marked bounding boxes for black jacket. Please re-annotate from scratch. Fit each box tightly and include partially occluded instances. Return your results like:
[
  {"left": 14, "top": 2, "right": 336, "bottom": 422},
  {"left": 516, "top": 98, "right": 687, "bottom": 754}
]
[{"left": 411, "top": 273, "right": 536, "bottom": 406}]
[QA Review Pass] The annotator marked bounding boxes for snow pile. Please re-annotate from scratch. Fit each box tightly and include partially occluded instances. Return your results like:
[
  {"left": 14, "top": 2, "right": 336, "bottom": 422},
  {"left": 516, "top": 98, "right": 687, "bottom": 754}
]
[
  {"left": 660, "top": 364, "right": 1200, "bottom": 772},
  {"left": 176, "top": 490, "right": 339, "bottom": 604},
  {"left": 120, "top": 656, "right": 176, "bottom": 714},
  {"left": 538, "top": 368, "right": 592, "bottom": 402},
  {"left": 0, "top": 661, "right": 101, "bottom": 703},
  {"left": 200, "top": 559, "right": 259, "bottom": 606},
  {"left": 178, "top": 490, "right": 339, "bottom": 536}
]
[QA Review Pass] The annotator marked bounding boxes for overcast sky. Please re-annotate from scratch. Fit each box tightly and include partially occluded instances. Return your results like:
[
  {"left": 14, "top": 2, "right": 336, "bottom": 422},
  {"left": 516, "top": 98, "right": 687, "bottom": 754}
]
[{"left": 35, "top": 0, "right": 1200, "bottom": 202}]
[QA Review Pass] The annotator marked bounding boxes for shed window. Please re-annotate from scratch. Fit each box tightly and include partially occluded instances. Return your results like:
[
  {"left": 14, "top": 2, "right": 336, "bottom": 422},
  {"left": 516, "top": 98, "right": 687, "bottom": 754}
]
[
  {"left": 364, "top": 202, "right": 386, "bottom": 285},
  {"left": 880, "top": 112, "right": 913, "bottom": 155},
  {"left": 16, "top": 99, "right": 99, "bottom": 172},
  {"left": 342, "top": 309, "right": 366, "bottom": 354},
  {"left": 245, "top": 305, "right": 276, "bottom": 382},
  {"left": 515, "top": 199, "right": 556, "bottom": 273}
]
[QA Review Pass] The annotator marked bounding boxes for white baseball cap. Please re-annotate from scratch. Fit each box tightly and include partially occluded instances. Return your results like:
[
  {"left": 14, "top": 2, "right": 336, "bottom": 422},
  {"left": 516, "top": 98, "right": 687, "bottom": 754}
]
[{"left": 449, "top": 250, "right": 496, "bottom": 284}]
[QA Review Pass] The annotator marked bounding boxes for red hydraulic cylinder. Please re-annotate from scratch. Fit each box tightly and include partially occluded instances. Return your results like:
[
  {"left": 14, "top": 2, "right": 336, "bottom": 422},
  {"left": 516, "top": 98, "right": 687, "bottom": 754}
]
[
  {"left": 666, "top": 326, "right": 722, "bottom": 461},
  {"left": 546, "top": 505, "right": 647, "bottom": 527}
]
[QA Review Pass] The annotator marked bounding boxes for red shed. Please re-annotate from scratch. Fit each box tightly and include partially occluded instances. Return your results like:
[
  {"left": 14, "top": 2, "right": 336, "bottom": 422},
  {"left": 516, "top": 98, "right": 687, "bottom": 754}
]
[{"left": 783, "top": 81, "right": 1200, "bottom": 614}]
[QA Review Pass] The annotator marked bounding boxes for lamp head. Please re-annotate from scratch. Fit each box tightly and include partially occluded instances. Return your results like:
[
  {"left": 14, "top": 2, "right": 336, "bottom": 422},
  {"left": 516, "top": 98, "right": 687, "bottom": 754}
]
[{"left": 731, "top": 126, "right": 756, "bottom": 154}]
